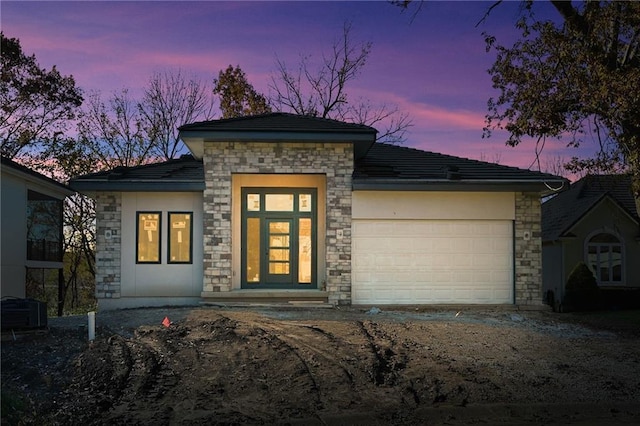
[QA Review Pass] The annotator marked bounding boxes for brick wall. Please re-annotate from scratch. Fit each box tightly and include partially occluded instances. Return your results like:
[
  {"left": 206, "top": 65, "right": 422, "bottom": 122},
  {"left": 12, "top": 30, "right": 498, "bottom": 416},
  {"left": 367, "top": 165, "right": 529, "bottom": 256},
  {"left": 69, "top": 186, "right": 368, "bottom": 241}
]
[
  {"left": 514, "top": 192, "right": 543, "bottom": 305},
  {"left": 95, "top": 192, "right": 122, "bottom": 300},
  {"left": 202, "top": 141, "right": 354, "bottom": 305}
]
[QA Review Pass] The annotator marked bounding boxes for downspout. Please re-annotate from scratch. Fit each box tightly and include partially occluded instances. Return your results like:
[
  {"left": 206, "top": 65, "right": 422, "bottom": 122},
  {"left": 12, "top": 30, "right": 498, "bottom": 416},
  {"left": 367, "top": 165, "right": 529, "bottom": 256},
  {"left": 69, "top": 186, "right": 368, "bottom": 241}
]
[{"left": 512, "top": 220, "right": 517, "bottom": 305}]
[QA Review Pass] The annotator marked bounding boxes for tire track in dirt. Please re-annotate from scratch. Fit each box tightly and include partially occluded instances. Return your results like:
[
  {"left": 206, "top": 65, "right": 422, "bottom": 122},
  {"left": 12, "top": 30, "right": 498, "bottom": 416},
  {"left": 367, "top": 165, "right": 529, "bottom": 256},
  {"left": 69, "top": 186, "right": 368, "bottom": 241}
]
[{"left": 357, "top": 320, "right": 408, "bottom": 386}]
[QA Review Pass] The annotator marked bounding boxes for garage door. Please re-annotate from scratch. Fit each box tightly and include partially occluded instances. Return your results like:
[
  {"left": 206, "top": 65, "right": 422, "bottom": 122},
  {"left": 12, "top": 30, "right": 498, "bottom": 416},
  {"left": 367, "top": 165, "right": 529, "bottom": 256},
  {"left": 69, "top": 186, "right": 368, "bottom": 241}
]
[{"left": 352, "top": 220, "right": 513, "bottom": 304}]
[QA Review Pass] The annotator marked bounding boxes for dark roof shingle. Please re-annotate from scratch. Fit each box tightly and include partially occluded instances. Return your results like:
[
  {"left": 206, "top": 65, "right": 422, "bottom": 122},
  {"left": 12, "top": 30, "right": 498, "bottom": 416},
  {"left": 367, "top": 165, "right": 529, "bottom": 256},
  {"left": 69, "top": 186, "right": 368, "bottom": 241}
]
[
  {"left": 542, "top": 174, "right": 638, "bottom": 241},
  {"left": 68, "top": 155, "right": 204, "bottom": 192},
  {"left": 179, "top": 112, "right": 376, "bottom": 134},
  {"left": 354, "top": 143, "right": 567, "bottom": 191}
]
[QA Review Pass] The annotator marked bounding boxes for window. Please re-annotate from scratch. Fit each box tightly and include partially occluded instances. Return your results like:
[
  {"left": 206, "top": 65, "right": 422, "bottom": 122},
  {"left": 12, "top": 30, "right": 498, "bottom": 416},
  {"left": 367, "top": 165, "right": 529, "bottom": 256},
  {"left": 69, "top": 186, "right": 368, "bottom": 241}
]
[
  {"left": 137, "top": 212, "right": 161, "bottom": 263},
  {"left": 168, "top": 212, "right": 192, "bottom": 264},
  {"left": 27, "top": 190, "right": 63, "bottom": 262},
  {"left": 586, "top": 232, "right": 623, "bottom": 285}
]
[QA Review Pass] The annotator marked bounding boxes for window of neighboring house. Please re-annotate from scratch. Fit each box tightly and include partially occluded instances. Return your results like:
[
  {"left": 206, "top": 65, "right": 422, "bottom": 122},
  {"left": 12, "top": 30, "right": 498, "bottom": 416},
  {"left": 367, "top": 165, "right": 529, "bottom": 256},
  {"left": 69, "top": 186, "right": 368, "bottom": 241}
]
[
  {"left": 168, "top": 212, "right": 192, "bottom": 264},
  {"left": 137, "top": 212, "right": 161, "bottom": 263},
  {"left": 27, "top": 190, "right": 63, "bottom": 262},
  {"left": 586, "top": 232, "right": 623, "bottom": 285}
]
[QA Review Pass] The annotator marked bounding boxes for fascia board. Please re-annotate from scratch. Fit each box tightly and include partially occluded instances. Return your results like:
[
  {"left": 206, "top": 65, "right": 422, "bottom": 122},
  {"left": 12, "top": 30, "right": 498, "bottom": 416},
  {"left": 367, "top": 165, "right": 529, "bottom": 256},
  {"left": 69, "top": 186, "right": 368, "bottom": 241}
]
[
  {"left": 352, "top": 179, "right": 568, "bottom": 193},
  {"left": 3, "top": 165, "right": 74, "bottom": 198},
  {"left": 68, "top": 180, "right": 205, "bottom": 193}
]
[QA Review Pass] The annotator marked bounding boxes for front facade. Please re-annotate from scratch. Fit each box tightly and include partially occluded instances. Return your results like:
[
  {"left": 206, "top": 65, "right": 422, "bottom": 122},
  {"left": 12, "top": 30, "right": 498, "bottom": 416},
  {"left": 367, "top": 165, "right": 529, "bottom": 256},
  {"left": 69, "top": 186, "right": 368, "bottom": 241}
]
[
  {"left": 70, "top": 113, "right": 567, "bottom": 310},
  {"left": 1, "top": 157, "right": 74, "bottom": 299},
  {"left": 542, "top": 175, "right": 640, "bottom": 305}
]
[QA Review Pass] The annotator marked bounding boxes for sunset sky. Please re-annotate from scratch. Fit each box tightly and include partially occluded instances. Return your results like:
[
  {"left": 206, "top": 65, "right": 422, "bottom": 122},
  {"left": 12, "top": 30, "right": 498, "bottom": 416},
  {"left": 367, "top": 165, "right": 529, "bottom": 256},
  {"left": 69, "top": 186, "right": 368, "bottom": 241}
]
[{"left": 2, "top": 1, "right": 587, "bottom": 172}]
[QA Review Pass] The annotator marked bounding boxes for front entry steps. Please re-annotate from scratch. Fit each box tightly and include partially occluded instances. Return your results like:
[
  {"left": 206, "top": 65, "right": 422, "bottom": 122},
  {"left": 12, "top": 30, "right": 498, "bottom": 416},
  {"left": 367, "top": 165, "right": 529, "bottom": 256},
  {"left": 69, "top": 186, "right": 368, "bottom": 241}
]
[{"left": 200, "top": 290, "right": 330, "bottom": 307}]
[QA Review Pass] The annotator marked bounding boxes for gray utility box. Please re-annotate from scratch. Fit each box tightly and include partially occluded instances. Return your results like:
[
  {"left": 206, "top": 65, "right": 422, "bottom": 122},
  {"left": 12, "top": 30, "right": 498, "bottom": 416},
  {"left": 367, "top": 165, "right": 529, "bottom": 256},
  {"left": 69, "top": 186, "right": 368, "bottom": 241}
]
[{"left": 1, "top": 298, "right": 48, "bottom": 330}]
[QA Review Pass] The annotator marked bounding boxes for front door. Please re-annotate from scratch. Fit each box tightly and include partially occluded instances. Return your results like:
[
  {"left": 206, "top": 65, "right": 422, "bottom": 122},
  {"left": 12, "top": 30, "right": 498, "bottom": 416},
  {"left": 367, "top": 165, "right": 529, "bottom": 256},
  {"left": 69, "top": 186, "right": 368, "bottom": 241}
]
[{"left": 242, "top": 188, "right": 316, "bottom": 289}]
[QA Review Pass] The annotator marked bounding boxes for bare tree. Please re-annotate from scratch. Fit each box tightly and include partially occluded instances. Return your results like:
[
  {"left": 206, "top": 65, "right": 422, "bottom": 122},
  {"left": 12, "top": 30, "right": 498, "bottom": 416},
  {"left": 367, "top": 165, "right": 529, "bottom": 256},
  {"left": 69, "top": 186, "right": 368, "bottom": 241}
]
[
  {"left": 77, "top": 90, "right": 156, "bottom": 169},
  {"left": 139, "top": 70, "right": 215, "bottom": 160},
  {"left": 269, "top": 22, "right": 412, "bottom": 143}
]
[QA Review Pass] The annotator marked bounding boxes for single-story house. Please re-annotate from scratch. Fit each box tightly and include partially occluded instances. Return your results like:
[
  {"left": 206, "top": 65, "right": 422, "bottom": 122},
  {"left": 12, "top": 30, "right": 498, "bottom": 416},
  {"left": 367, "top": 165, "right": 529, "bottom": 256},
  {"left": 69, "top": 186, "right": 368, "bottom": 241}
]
[
  {"left": 1, "top": 156, "right": 74, "bottom": 299},
  {"left": 542, "top": 174, "right": 640, "bottom": 306},
  {"left": 69, "top": 113, "right": 567, "bottom": 310}
]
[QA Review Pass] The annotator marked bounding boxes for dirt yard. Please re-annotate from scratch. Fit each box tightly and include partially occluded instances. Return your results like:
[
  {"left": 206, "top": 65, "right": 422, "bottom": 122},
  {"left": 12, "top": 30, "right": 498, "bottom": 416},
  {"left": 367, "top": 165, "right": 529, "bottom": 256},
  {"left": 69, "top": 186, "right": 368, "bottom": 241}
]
[{"left": 2, "top": 306, "right": 640, "bottom": 425}]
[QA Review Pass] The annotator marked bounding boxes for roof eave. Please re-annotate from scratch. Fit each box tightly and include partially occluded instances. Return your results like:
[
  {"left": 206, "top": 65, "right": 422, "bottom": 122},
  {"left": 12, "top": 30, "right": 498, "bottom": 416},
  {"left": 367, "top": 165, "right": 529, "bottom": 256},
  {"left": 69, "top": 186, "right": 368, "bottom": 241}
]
[
  {"left": 68, "top": 180, "right": 205, "bottom": 193},
  {"left": 2, "top": 159, "right": 75, "bottom": 198},
  {"left": 179, "top": 129, "right": 376, "bottom": 160}
]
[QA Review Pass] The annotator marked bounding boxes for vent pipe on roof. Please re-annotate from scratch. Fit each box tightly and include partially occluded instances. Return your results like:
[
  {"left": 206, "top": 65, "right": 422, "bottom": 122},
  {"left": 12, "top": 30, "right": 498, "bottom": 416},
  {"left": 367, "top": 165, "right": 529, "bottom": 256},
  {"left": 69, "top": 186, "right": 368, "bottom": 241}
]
[{"left": 445, "top": 165, "right": 461, "bottom": 180}]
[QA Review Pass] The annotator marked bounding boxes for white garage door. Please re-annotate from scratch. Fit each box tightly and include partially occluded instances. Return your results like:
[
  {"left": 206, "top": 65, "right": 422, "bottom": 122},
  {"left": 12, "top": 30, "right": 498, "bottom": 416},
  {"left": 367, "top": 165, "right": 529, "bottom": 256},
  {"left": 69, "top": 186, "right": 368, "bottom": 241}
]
[{"left": 352, "top": 220, "right": 513, "bottom": 304}]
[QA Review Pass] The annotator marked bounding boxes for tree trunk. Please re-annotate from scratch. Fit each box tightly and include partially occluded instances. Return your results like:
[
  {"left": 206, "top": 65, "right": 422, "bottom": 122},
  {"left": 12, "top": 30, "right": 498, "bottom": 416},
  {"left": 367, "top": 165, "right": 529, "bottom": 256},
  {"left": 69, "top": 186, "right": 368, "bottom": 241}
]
[{"left": 57, "top": 268, "right": 65, "bottom": 317}]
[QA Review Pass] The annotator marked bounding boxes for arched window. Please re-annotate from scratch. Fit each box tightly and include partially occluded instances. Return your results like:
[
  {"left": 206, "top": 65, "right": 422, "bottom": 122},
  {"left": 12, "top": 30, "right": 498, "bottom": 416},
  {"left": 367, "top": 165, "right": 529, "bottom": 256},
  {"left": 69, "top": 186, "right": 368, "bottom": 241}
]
[{"left": 586, "top": 232, "right": 623, "bottom": 286}]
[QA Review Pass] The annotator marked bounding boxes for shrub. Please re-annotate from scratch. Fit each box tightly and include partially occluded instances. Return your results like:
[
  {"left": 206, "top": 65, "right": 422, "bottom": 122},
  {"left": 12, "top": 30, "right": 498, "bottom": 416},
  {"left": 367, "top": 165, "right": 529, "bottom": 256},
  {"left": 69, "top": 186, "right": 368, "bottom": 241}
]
[{"left": 563, "top": 262, "right": 600, "bottom": 311}]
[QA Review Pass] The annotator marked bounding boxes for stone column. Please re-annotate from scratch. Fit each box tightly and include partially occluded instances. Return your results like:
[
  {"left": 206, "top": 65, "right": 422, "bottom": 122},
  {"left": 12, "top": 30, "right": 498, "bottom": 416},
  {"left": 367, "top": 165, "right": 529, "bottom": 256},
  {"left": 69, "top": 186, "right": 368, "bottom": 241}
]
[
  {"left": 95, "top": 192, "right": 122, "bottom": 300},
  {"left": 514, "top": 192, "right": 543, "bottom": 305}
]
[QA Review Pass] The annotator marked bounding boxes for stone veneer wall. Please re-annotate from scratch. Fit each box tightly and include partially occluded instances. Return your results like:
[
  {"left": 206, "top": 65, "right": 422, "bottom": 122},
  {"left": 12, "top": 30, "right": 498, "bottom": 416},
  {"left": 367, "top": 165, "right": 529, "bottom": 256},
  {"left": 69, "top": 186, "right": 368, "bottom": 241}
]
[
  {"left": 202, "top": 141, "right": 354, "bottom": 305},
  {"left": 514, "top": 192, "right": 543, "bottom": 305},
  {"left": 95, "top": 192, "right": 122, "bottom": 300}
]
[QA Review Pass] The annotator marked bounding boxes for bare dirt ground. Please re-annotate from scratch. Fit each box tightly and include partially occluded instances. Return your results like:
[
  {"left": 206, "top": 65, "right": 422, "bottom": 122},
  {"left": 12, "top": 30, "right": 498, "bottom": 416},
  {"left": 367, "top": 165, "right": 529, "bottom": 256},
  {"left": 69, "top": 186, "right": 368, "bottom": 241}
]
[{"left": 2, "top": 305, "right": 640, "bottom": 425}]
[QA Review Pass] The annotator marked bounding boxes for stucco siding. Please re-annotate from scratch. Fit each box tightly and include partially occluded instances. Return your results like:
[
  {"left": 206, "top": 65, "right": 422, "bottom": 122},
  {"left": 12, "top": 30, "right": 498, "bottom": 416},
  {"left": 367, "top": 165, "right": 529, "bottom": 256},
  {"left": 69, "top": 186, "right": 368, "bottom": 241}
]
[
  {"left": 352, "top": 191, "right": 515, "bottom": 220},
  {"left": 120, "top": 192, "right": 204, "bottom": 298},
  {"left": 1, "top": 169, "right": 68, "bottom": 299},
  {"left": 1, "top": 173, "right": 28, "bottom": 298}
]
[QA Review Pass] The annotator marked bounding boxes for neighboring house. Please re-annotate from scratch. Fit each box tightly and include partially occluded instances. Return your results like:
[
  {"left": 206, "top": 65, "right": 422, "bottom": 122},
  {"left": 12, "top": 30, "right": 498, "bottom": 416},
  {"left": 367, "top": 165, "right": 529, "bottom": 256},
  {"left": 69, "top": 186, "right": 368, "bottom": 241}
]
[
  {"left": 542, "top": 174, "right": 640, "bottom": 306},
  {"left": 69, "top": 113, "right": 567, "bottom": 310},
  {"left": 1, "top": 156, "right": 74, "bottom": 299}
]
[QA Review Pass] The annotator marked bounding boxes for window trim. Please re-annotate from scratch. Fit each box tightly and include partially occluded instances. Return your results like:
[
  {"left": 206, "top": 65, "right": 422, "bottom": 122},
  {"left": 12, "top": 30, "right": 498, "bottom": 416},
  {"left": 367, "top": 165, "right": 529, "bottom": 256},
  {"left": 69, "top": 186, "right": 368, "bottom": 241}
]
[
  {"left": 584, "top": 229, "right": 624, "bottom": 286},
  {"left": 136, "top": 211, "right": 162, "bottom": 264},
  {"left": 167, "top": 211, "right": 193, "bottom": 264}
]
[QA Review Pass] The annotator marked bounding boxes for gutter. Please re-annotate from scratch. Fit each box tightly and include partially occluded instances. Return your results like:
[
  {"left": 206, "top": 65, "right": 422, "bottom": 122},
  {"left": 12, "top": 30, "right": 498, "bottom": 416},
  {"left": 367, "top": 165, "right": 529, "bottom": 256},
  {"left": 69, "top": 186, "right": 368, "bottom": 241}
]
[
  {"left": 68, "top": 180, "right": 205, "bottom": 193},
  {"left": 352, "top": 178, "right": 569, "bottom": 193}
]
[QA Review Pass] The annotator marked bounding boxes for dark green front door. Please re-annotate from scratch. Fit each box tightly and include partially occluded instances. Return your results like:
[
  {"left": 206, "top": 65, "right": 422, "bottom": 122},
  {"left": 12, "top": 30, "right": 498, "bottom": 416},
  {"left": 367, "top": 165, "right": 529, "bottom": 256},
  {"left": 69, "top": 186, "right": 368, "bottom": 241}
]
[{"left": 242, "top": 189, "right": 316, "bottom": 289}]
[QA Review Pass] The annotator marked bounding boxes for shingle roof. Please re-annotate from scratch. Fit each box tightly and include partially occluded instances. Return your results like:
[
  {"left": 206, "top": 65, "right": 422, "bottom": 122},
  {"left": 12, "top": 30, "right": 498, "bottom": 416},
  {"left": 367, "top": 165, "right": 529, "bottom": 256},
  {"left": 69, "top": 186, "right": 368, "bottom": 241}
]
[
  {"left": 68, "top": 155, "right": 204, "bottom": 192},
  {"left": 179, "top": 112, "right": 377, "bottom": 134},
  {"left": 1, "top": 156, "right": 74, "bottom": 196},
  {"left": 542, "top": 174, "right": 638, "bottom": 241},
  {"left": 179, "top": 112, "right": 377, "bottom": 160},
  {"left": 353, "top": 143, "right": 567, "bottom": 191},
  {"left": 69, "top": 143, "right": 568, "bottom": 194}
]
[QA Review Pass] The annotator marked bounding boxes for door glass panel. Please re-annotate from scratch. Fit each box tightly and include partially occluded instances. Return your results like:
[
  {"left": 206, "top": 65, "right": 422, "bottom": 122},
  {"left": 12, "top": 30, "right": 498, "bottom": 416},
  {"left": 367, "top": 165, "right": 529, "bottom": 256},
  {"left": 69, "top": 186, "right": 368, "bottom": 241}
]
[
  {"left": 247, "top": 194, "right": 260, "bottom": 211},
  {"left": 269, "top": 262, "right": 290, "bottom": 274},
  {"left": 299, "top": 194, "right": 312, "bottom": 212},
  {"left": 269, "top": 221, "right": 290, "bottom": 233},
  {"left": 268, "top": 220, "right": 291, "bottom": 276},
  {"left": 265, "top": 194, "right": 294, "bottom": 211},
  {"left": 269, "top": 249, "right": 290, "bottom": 261},
  {"left": 270, "top": 235, "right": 289, "bottom": 247},
  {"left": 246, "top": 218, "right": 260, "bottom": 283},
  {"left": 299, "top": 218, "right": 312, "bottom": 283}
]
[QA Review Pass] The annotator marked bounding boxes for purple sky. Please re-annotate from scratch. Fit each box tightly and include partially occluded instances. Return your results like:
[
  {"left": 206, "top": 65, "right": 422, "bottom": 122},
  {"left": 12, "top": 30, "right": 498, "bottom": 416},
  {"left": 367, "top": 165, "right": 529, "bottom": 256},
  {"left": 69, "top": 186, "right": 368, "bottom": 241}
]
[{"left": 2, "top": 1, "right": 589, "bottom": 172}]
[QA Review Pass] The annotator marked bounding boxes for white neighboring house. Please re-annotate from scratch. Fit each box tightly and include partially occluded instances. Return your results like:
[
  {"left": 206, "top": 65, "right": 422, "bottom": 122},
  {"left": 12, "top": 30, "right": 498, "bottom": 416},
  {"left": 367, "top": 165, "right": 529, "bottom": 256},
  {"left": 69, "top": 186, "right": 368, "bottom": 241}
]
[
  {"left": 1, "top": 157, "right": 74, "bottom": 299},
  {"left": 69, "top": 113, "right": 568, "bottom": 310}
]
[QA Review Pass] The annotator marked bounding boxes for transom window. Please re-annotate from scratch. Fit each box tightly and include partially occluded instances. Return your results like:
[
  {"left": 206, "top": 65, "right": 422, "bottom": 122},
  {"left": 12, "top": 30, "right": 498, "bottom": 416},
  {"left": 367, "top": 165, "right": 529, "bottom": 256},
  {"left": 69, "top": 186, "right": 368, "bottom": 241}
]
[{"left": 586, "top": 232, "right": 623, "bottom": 286}]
